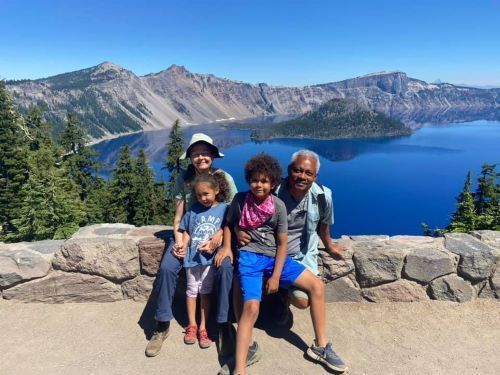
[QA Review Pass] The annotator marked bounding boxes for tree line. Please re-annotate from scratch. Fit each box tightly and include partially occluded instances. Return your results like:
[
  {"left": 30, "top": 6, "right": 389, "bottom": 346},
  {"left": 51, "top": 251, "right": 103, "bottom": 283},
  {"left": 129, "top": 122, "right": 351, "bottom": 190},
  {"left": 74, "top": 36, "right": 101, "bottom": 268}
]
[
  {"left": 423, "top": 163, "right": 499, "bottom": 236},
  {"left": 0, "top": 81, "right": 183, "bottom": 242}
]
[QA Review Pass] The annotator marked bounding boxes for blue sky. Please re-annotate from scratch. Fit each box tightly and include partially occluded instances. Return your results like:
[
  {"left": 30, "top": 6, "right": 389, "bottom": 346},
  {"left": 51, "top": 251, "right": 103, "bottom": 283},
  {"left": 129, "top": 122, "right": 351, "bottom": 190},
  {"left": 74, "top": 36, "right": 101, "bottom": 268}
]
[{"left": 1, "top": 0, "right": 499, "bottom": 86}]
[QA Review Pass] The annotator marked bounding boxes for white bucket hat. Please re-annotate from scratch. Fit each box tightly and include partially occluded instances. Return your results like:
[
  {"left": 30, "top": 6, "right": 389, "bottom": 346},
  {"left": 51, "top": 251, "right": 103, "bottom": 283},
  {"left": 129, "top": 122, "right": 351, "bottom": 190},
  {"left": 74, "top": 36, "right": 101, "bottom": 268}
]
[{"left": 179, "top": 133, "right": 224, "bottom": 160}]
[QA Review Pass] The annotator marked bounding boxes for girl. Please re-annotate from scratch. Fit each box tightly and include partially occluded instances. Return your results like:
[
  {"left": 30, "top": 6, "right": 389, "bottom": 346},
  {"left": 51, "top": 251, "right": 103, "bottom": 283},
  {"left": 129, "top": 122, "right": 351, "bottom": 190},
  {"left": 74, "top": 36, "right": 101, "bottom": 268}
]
[{"left": 178, "top": 173, "right": 230, "bottom": 348}]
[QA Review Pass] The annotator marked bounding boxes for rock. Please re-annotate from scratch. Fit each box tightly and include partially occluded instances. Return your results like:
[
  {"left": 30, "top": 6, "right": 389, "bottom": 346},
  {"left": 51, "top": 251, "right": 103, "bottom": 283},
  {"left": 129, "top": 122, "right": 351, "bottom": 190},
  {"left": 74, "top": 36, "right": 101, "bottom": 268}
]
[
  {"left": 428, "top": 274, "right": 475, "bottom": 302},
  {"left": 475, "top": 280, "right": 497, "bottom": 299},
  {"left": 318, "top": 246, "right": 355, "bottom": 282},
  {"left": 324, "top": 276, "right": 363, "bottom": 302},
  {"left": 138, "top": 237, "right": 168, "bottom": 276},
  {"left": 53, "top": 238, "right": 139, "bottom": 282},
  {"left": 349, "top": 235, "right": 389, "bottom": 242},
  {"left": 0, "top": 241, "right": 62, "bottom": 289},
  {"left": 403, "top": 247, "right": 457, "bottom": 283},
  {"left": 491, "top": 270, "right": 500, "bottom": 299},
  {"left": 470, "top": 230, "right": 500, "bottom": 253},
  {"left": 122, "top": 275, "right": 155, "bottom": 301},
  {"left": 71, "top": 224, "right": 136, "bottom": 239},
  {"left": 444, "top": 233, "right": 497, "bottom": 281},
  {"left": 2, "top": 271, "right": 123, "bottom": 303},
  {"left": 362, "top": 279, "right": 428, "bottom": 302},
  {"left": 128, "top": 225, "right": 172, "bottom": 239},
  {"left": 352, "top": 243, "right": 406, "bottom": 288}
]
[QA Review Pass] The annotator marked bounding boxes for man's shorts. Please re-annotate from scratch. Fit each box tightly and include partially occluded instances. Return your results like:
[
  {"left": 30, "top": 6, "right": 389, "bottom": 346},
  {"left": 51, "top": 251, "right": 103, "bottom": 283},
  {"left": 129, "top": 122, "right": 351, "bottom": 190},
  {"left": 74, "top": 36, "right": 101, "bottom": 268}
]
[{"left": 238, "top": 250, "right": 306, "bottom": 302}]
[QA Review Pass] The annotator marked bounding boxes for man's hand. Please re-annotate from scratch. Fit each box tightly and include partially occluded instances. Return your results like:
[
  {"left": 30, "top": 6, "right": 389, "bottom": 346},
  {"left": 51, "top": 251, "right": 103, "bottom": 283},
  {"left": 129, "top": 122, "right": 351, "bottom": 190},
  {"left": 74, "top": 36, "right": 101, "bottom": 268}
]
[
  {"left": 235, "top": 226, "right": 251, "bottom": 248},
  {"left": 266, "top": 276, "right": 280, "bottom": 295},
  {"left": 214, "top": 247, "right": 233, "bottom": 267},
  {"left": 326, "top": 240, "right": 346, "bottom": 258}
]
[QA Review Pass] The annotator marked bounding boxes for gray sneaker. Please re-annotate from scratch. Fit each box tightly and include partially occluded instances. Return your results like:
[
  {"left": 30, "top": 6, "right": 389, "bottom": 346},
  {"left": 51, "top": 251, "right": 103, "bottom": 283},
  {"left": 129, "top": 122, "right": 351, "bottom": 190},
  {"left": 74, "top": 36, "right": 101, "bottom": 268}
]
[
  {"left": 218, "top": 341, "right": 262, "bottom": 375},
  {"left": 306, "top": 342, "right": 347, "bottom": 372},
  {"left": 145, "top": 329, "right": 170, "bottom": 357}
]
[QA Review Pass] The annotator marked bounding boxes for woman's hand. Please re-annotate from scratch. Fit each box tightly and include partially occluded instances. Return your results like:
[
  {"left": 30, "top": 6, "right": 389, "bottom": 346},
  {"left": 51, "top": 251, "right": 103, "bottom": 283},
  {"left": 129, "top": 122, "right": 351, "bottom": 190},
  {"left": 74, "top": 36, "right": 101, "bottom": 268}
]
[
  {"left": 266, "top": 276, "right": 279, "bottom": 295},
  {"left": 172, "top": 242, "right": 186, "bottom": 259},
  {"left": 214, "top": 247, "right": 233, "bottom": 267},
  {"left": 197, "top": 229, "right": 223, "bottom": 254}
]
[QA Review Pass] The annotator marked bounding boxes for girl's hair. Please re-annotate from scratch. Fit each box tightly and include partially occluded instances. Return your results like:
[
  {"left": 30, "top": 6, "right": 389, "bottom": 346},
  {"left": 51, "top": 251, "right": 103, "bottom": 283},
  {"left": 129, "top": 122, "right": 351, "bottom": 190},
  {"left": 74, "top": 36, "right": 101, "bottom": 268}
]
[
  {"left": 244, "top": 153, "right": 282, "bottom": 186},
  {"left": 192, "top": 172, "right": 230, "bottom": 203}
]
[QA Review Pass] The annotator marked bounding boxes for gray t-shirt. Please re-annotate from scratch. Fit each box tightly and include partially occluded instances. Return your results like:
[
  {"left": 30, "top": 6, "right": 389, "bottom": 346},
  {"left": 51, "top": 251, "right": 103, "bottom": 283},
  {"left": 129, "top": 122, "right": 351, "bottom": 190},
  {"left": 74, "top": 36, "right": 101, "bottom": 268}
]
[
  {"left": 280, "top": 188, "right": 308, "bottom": 256},
  {"left": 226, "top": 192, "right": 288, "bottom": 257}
]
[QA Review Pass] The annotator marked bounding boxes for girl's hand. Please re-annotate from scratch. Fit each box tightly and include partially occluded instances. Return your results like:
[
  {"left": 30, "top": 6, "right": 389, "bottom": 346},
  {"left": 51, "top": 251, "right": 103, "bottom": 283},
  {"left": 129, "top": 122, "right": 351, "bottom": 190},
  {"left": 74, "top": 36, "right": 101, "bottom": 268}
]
[
  {"left": 266, "top": 276, "right": 279, "bottom": 295},
  {"left": 214, "top": 248, "right": 233, "bottom": 267}
]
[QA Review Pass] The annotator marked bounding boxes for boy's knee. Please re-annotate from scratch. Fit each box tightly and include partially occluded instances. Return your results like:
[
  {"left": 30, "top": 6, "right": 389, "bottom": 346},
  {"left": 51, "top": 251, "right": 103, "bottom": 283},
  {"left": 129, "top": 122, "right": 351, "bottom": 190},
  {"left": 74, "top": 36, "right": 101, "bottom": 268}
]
[
  {"left": 309, "top": 278, "right": 325, "bottom": 298},
  {"left": 244, "top": 301, "right": 260, "bottom": 318}
]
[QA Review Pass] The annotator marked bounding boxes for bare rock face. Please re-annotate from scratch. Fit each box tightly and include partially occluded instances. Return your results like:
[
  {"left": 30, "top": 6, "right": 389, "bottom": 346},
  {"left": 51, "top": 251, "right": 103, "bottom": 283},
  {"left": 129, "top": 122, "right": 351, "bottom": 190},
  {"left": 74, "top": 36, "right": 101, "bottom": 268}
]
[
  {"left": 53, "top": 238, "right": 139, "bottom": 282},
  {"left": 362, "top": 279, "right": 429, "bottom": 302},
  {"left": 428, "top": 274, "right": 475, "bottom": 302},
  {"left": 318, "top": 242, "right": 355, "bottom": 282},
  {"left": 122, "top": 275, "right": 155, "bottom": 301},
  {"left": 444, "top": 233, "right": 497, "bottom": 282},
  {"left": 138, "top": 237, "right": 168, "bottom": 276},
  {"left": 0, "top": 240, "right": 63, "bottom": 289},
  {"left": 2, "top": 271, "right": 123, "bottom": 303},
  {"left": 403, "top": 247, "right": 457, "bottom": 283},
  {"left": 324, "top": 276, "right": 363, "bottom": 302},
  {"left": 352, "top": 242, "right": 406, "bottom": 288}
]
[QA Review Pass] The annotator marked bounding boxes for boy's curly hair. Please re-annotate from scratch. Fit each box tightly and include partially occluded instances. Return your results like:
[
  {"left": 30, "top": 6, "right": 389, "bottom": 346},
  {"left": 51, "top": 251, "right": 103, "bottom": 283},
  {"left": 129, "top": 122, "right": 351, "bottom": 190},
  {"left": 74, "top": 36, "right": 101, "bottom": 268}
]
[
  {"left": 244, "top": 153, "right": 282, "bottom": 186},
  {"left": 192, "top": 172, "right": 230, "bottom": 203}
]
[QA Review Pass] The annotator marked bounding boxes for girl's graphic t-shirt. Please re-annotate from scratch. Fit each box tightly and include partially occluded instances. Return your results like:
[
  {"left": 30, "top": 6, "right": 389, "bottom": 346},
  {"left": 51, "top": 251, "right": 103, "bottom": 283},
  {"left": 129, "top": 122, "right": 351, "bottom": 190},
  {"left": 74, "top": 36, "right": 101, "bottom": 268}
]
[{"left": 179, "top": 202, "right": 228, "bottom": 268}]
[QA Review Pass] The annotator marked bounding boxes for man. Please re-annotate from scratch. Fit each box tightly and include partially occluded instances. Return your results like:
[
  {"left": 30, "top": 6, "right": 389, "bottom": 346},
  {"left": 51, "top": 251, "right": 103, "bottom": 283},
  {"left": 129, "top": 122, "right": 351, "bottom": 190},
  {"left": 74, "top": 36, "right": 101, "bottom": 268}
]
[{"left": 233, "top": 149, "right": 347, "bottom": 373}]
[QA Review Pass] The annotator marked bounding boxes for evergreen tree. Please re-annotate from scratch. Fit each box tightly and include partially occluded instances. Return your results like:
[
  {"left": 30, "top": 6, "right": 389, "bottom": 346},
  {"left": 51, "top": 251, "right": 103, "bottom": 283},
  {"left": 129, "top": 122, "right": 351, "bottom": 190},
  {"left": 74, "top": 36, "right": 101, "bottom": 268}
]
[
  {"left": 447, "top": 171, "right": 477, "bottom": 232},
  {"left": 134, "top": 149, "right": 159, "bottom": 226},
  {"left": 9, "top": 107, "right": 85, "bottom": 241},
  {"left": 0, "top": 81, "right": 29, "bottom": 239},
  {"left": 164, "top": 119, "right": 186, "bottom": 224},
  {"left": 59, "top": 113, "right": 100, "bottom": 201},
  {"left": 474, "top": 163, "right": 499, "bottom": 229},
  {"left": 108, "top": 145, "right": 136, "bottom": 223}
]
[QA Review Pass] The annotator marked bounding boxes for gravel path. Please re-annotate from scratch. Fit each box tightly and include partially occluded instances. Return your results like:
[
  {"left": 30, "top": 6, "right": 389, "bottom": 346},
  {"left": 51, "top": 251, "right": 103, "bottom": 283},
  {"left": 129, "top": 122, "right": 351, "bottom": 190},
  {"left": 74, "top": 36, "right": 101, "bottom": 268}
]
[{"left": 1, "top": 299, "right": 498, "bottom": 375}]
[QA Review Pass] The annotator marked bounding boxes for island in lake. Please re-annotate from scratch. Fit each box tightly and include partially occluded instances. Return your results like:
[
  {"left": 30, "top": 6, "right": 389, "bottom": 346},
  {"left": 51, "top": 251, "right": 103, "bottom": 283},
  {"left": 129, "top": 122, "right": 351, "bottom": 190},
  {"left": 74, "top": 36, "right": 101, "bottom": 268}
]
[{"left": 249, "top": 98, "right": 412, "bottom": 140}]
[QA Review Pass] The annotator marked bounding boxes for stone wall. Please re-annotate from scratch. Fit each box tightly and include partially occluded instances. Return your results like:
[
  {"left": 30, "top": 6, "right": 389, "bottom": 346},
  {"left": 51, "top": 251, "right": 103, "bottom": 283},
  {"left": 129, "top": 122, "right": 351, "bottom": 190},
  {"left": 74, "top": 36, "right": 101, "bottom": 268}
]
[{"left": 1, "top": 224, "right": 498, "bottom": 303}]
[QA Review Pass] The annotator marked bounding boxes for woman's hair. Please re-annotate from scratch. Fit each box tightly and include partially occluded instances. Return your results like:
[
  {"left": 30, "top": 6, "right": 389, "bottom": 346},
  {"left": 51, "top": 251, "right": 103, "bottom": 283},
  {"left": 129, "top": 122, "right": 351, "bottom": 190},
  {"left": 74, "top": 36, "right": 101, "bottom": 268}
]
[
  {"left": 244, "top": 153, "right": 282, "bottom": 186},
  {"left": 192, "top": 172, "right": 230, "bottom": 203}
]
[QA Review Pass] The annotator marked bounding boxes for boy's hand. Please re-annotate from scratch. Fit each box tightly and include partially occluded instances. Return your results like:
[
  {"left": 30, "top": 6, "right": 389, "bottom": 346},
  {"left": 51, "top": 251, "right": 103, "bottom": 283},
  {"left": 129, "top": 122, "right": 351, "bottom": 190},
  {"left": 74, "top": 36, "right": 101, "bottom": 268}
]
[
  {"left": 214, "top": 247, "right": 233, "bottom": 267},
  {"left": 266, "top": 276, "right": 280, "bottom": 295}
]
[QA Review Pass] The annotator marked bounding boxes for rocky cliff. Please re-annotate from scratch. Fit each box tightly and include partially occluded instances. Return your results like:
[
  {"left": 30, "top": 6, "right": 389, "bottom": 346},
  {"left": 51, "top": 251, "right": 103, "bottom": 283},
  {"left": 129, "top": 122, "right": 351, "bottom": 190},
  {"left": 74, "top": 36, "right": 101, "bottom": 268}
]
[{"left": 6, "top": 63, "right": 500, "bottom": 139}]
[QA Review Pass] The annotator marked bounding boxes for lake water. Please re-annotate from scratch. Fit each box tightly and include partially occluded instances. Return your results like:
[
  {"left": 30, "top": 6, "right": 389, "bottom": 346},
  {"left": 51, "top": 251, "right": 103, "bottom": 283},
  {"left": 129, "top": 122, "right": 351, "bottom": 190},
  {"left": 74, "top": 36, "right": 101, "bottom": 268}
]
[{"left": 92, "top": 120, "right": 500, "bottom": 237}]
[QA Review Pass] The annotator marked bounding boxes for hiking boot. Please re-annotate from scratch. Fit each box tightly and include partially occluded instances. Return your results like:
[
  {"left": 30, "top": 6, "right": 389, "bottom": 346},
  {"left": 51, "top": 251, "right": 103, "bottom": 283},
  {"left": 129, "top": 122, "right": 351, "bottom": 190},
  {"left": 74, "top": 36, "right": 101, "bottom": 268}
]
[
  {"left": 198, "top": 328, "right": 212, "bottom": 349},
  {"left": 218, "top": 341, "right": 262, "bottom": 375},
  {"left": 216, "top": 323, "right": 236, "bottom": 357},
  {"left": 145, "top": 328, "right": 170, "bottom": 357},
  {"left": 183, "top": 325, "right": 197, "bottom": 345},
  {"left": 306, "top": 342, "right": 348, "bottom": 372}
]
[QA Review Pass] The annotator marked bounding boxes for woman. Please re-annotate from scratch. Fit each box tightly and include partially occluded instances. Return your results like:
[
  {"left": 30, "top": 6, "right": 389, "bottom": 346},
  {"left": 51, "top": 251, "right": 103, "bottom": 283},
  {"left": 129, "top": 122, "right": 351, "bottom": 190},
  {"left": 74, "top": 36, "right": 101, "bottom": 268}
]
[{"left": 145, "top": 133, "right": 237, "bottom": 358}]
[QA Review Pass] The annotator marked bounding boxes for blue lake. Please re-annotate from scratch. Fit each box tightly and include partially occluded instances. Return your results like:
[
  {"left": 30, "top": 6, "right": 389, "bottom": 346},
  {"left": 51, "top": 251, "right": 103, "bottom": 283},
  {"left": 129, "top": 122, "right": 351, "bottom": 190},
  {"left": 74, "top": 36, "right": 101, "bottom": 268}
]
[{"left": 92, "top": 120, "right": 500, "bottom": 237}]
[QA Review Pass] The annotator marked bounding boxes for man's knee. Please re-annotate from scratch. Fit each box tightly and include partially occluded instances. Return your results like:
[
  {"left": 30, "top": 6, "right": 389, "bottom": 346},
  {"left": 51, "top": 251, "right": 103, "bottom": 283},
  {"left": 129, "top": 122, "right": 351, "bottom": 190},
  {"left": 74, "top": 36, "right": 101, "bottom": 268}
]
[
  {"left": 290, "top": 296, "right": 310, "bottom": 309},
  {"left": 217, "top": 256, "right": 234, "bottom": 272}
]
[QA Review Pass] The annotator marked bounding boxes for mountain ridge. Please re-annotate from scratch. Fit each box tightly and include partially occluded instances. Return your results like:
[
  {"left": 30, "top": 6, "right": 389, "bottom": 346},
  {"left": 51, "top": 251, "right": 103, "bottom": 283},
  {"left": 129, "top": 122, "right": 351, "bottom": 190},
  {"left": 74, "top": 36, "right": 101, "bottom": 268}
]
[{"left": 6, "top": 62, "right": 500, "bottom": 139}]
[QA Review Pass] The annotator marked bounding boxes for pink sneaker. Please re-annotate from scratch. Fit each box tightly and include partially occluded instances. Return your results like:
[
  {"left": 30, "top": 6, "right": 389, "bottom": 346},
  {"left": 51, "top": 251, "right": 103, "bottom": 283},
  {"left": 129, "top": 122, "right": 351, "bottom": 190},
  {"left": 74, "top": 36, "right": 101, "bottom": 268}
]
[
  {"left": 184, "top": 325, "right": 197, "bottom": 345},
  {"left": 198, "top": 328, "right": 212, "bottom": 349}
]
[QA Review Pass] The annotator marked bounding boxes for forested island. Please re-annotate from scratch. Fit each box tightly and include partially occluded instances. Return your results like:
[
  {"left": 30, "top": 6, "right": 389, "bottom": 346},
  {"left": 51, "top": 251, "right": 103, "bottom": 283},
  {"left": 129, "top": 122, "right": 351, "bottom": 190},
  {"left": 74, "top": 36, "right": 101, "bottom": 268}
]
[{"left": 250, "top": 98, "right": 412, "bottom": 140}]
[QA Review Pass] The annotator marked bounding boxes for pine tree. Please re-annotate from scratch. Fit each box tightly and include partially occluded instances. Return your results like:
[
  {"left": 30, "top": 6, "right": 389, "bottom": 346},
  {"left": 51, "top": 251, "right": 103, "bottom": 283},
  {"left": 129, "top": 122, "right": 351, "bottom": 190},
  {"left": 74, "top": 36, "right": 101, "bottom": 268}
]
[
  {"left": 447, "top": 171, "right": 477, "bottom": 232},
  {"left": 164, "top": 119, "right": 186, "bottom": 224},
  {"left": 59, "top": 113, "right": 100, "bottom": 201},
  {"left": 0, "top": 81, "right": 29, "bottom": 239},
  {"left": 133, "top": 149, "right": 158, "bottom": 226},
  {"left": 108, "top": 145, "right": 136, "bottom": 223},
  {"left": 474, "top": 163, "right": 499, "bottom": 229}
]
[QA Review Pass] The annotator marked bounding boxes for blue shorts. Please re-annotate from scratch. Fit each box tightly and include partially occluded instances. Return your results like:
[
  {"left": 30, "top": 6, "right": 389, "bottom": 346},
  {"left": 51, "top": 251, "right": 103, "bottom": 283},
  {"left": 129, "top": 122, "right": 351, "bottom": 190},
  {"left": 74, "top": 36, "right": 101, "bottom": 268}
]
[{"left": 238, "top": 250, "right": 306, "bottom": 302}]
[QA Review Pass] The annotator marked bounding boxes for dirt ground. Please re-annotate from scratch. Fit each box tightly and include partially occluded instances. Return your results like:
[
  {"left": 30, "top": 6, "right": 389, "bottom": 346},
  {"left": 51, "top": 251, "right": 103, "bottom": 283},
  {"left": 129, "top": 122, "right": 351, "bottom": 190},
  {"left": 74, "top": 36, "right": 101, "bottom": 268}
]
[{"left": 0, "top": 299, "right": 498, "bottom": 375}]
